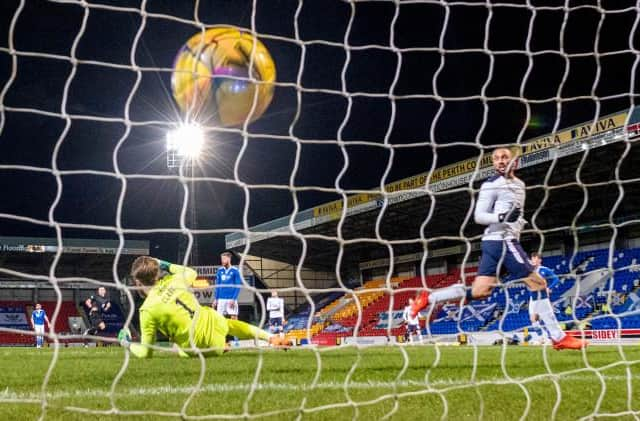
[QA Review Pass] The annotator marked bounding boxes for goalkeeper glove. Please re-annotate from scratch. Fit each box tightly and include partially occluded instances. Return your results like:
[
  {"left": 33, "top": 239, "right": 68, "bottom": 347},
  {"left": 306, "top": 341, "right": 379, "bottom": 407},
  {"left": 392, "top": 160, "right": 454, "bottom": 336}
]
[
  {"left": 498, "top": 207, "right": 521, "bottom": 223},
  {"left": 155, "top": 259, "right": 172, "bottom": 271}
]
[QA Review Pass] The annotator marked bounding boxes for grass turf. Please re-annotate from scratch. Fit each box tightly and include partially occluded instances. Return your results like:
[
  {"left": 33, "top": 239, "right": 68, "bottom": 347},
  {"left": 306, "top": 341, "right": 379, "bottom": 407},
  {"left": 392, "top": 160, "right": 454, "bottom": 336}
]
[{"left": 0, "top": 344, "right": 639, "bottom": 420}]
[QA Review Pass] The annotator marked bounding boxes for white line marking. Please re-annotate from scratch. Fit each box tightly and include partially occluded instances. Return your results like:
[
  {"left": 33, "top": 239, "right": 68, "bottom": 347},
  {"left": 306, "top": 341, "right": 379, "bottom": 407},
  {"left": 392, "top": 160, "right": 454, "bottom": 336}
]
[{"left": 2, "top": 374, "right": 640, "bottom": 401}]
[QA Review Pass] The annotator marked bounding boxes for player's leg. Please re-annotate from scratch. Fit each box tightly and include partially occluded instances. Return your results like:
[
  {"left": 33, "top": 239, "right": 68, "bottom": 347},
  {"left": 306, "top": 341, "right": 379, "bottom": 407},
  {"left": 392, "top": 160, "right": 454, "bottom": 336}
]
[
  {"left": 411, "top": 240, "right": 501, "bottom": 316},
  {"left": 275, "top": 318, "right": 284, "bottom": 338},
  {"left": 269, "top": 318, "right": 281, "bottom": 337},
  {"left": 528, "top": 300, "right": 547, "bottom": 343},
  {"left": 277, "top": 318, "right": 285, "bottom": 338},
  {"left": 215, "top": 299, "right": 227, "bottom": 315},
  {"left": 504, "top": 239, "right": 585, "bottom": 350},
  {"left": 529, "top": 300, "right": 542, "bottom": 330},
  {"left": 226, "top": 318, "right": 291, "bottom": 347},
  {"left": 471, "top": 276, "right": 499, "bottom": 300},
  {"left": 226, "top": 300, "right": 239, "bottom": 345},
  {"left": 534, "top": 291, "right": 585, "bottom": 349},
  {"left": 227, "top": 318, "right": 270, "bottom": 341},
  {"left": 35, "top": 325, "right": 43, "bottom": 348},
  {"left": 83, "top": 327, "right": 98, "bottom": 347}
]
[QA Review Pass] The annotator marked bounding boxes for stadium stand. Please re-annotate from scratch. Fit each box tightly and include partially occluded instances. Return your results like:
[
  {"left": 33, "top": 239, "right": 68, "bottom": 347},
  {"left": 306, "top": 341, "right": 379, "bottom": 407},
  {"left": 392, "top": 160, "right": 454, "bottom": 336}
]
[
  {"left": 281, "top": 247, "right": 640, "bottom": 343},
  {"left": 0, "top": 236, "right": 149, "bottom": 346},
  {"left": 0, "top": 301, "right": 80, "bottom": 346}
]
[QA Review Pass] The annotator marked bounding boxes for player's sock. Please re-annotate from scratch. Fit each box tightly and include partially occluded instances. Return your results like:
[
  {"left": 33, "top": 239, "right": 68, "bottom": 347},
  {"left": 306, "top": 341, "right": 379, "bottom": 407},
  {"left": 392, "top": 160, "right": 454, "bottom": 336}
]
[
  {"left": 531, "top": 320, "right": 542, "bottom": 335},
  {"left": 534, "top": 298, "right": 565, "bottom": 342},
  {"left": 227, "top": 319, "right": 270, "bottom": 341},
  {"left": 430, "top": 284, "right": 467, "bottom": 304}
]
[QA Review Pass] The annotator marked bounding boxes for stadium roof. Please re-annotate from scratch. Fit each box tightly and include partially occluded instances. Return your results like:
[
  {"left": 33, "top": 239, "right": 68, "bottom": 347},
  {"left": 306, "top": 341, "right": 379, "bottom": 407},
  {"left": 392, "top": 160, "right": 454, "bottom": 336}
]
[
  {"left": 0, "top": 237, "right": 150, "bottom": 283},
  {"left": 226, "top": 108, "right": 640, "bottom": 271},
  {"left": 0, "top": 236, "right": 149, "bottom": 255}
]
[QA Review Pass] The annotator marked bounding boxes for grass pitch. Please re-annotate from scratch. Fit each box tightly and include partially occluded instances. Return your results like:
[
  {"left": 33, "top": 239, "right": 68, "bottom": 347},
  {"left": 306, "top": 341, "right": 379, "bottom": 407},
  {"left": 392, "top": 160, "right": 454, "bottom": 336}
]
[{"left": 1, "top": 344, "right": 639, "bottom": 420}]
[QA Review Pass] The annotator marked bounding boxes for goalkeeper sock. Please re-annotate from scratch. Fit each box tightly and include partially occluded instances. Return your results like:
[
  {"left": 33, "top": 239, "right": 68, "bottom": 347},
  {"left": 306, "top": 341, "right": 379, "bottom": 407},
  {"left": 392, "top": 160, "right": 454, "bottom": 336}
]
[
  {"left": 227, "top": 319, "right": 270, "bottom": 341},
  {"left": 430, "top": 284, "right": 467, "bottom": 304},
  {"left": 535, "top": 298, "right": 565, "bottom": 342}
]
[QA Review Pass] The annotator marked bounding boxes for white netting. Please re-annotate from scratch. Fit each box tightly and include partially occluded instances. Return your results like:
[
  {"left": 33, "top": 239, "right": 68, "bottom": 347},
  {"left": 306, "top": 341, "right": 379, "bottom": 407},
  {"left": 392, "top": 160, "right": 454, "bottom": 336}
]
[{"left": 1, "top": 0, "right": 640, "bottom": 419}]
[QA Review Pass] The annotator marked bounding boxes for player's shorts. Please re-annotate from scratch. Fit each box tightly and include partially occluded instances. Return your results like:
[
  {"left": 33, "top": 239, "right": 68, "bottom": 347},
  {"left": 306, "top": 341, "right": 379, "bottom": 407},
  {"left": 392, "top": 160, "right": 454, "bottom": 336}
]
[
  {"left": 216, "top": 299, "right": 239, "bottom": 317},
  {"left": 177, "top": 306, "right": 229, "bottom": 357},
  {"left": 478, "top": 239, "right": 533, "bottom": 281},
  {"left": 34, "top": 324, "right": 45, "bottom": 335},
  {"left": 269, "top": 317, "right": 283, "bottom": 332},
  {"left": 89, "top": 311, "right": 104, "bottom": 329},
  {"left": 407, "top": 324, "right": 418, "bottom": 334}
]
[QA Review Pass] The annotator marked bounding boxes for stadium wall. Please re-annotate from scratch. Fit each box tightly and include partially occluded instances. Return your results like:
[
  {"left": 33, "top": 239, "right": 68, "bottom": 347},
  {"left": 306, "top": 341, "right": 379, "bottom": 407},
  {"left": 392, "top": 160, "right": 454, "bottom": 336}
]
[{"left": 241, "top": 255, "right": 338, "bottom": 308}]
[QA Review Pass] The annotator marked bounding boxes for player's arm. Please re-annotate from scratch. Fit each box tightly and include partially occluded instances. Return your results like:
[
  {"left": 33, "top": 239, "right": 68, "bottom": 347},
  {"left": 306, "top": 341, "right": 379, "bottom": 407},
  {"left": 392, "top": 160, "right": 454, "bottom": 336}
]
[
  {"left": 213, "top": 270, "right": 221, "bottom": 306},
  {"left": 30, "top": 312, "right": 35, "bottom": 329},
  {"left": 157, "top": 259, "right": 198, "bottom": 286},
  {"left": 474, "top": 183, "right": 521, "bottom": 225},
  {"left": 542, "top": 267, "right": 561, "bottom": 290},
  {"left": 44, "top": 314, "right": 50, "bottom": 329},
  {"left": 129, "top": 309, "right": 157, "bottom": 359},
  {"left": 474, "top": 183, "right": 499, "bottom": 225},
  {"left": 231, "top": 269, "right": 242, "bottom": 301}
]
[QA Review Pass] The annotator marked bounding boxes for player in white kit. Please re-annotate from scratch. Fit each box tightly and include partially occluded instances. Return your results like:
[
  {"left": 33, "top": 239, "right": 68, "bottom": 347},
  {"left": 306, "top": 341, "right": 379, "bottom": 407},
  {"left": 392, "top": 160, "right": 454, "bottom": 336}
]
[
  {"left": 411, "top": 147, "right": 586, "bottom": 350},
  {"left": 266, "top": 291, "right": 285, "bottom": 338},
  {"left": 402, "top": 298, "right": 422, "bottom": 343}
]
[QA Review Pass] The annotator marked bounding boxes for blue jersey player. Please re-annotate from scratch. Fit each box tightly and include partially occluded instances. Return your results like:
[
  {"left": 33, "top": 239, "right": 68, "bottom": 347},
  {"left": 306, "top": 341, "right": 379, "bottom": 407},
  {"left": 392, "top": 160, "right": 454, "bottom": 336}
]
[
  {"left": 411, "top": 147, "right": 586, "bottom": 350},
  {"left": 31, "top": 303, "right": 50, "bottom": 348},
  {"left": 213, "top": 252, "right": 242, "bottom": 320},
  {"left": 528, "top": 252, "right": 564, "bottom": 343}
]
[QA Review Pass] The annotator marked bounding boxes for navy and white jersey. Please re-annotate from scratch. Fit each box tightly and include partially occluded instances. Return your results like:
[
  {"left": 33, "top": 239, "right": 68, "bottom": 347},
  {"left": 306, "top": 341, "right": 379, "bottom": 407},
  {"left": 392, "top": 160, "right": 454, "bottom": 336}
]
[
  {"left": 32, "top": 309, "right": 47, "bottom": 326},
  {"left": 215, "top": 266, "right": 242, "bottom": 301},
  {"left": 537, "top": 265, "right": 560, "bottom": 289},
  {"left": 474, "top": 174, "right": 527, "bottom": 241},
  {"left": 402, "top": 305, "right": 420, "bottom": 326},
  {"left": 266, "top": 297, "right": 285, "bottom": 319}
]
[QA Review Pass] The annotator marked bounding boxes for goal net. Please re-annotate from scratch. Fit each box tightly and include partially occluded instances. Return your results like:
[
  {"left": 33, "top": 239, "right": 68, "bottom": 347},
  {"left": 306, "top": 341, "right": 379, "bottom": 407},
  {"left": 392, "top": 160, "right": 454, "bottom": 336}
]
[{"left": 1, "top": 0, "right": 640, "bottom": 419}]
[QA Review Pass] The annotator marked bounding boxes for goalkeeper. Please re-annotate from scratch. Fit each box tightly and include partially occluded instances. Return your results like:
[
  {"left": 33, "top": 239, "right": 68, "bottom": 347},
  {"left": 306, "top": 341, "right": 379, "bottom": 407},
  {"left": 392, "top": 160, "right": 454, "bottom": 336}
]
[{"left": 127, "top": 256, "right": 287, "bottom": 358}]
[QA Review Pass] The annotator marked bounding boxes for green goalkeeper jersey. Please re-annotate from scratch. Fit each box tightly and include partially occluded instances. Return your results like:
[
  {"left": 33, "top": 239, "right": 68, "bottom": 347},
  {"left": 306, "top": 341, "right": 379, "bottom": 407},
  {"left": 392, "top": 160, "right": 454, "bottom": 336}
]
[{"left": 130, "top": 263, "right": 228, "bottom": 358}]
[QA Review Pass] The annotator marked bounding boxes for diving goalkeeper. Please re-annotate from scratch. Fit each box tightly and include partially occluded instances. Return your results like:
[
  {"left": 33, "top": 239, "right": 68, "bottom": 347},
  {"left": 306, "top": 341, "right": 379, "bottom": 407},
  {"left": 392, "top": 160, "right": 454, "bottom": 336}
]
[{"left": 128, "top": 256, "right": 287, "bottom": 358}]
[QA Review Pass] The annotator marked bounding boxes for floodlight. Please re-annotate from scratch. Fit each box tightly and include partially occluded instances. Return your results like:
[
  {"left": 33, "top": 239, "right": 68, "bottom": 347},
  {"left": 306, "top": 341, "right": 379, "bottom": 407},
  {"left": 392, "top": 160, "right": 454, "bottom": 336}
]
[{"left": 166, "top": 123, "right": 205, "bottom": 158}]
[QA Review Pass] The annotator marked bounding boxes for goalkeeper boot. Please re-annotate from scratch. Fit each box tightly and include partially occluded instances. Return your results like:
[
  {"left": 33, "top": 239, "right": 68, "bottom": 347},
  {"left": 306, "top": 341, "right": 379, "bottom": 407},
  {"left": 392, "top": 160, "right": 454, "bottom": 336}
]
[
  {"left": 269, "top": 336, "right": 292, "bottom": 349},
  {"left": 410, "top": 290, "right": 430, "bottom": 318},
  {"left": 553, "top": 335, "right": 587, "bottom": 350}
]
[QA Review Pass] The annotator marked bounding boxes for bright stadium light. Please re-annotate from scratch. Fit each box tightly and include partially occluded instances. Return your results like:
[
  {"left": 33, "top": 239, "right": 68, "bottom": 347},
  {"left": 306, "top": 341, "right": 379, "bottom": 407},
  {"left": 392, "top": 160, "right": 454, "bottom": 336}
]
[{"left": 166, "top": 123, "right": 205, "bottom": 159}]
